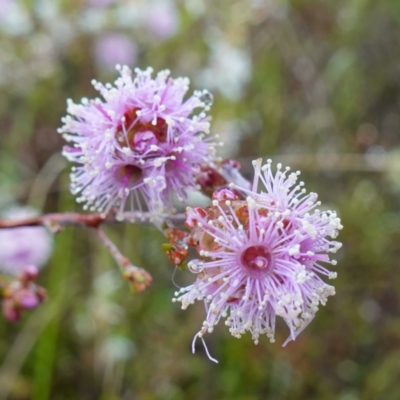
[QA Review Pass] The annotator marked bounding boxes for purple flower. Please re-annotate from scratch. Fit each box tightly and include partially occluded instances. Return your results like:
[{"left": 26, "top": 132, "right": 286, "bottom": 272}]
[
  {"left": 0, "top": 207, "right": 53, "bottom": 276},
  {"left": 94, "top": 33, "right": 137, "bottom": 70},
  {"left": 59, "top": 66, "right": 216, "bottom": 217},
  {"left": 174, "top": 159, "right": 343, "bottom": 350}
]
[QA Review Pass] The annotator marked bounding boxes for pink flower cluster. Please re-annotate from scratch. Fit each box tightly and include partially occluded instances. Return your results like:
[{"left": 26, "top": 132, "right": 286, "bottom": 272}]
[
  {"left": 174, "top": 159, "right": 342, "bottom": 348},
  {"left": 59, "top": 66, "right": 217, "bottom": 217},
  {"left": 58, "top": 65, "right": 344, "bottom": 357},
  {"left": 1, "top": 265, "right": 46, "bottom": 321}
]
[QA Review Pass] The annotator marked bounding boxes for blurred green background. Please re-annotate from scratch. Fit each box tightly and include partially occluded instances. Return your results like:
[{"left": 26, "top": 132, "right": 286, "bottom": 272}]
[{"left": 1, "top": 0, "right": 400, "bottom": 399}]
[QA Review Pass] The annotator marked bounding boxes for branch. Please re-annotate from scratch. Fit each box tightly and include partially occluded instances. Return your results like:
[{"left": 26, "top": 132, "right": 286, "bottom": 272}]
[
  {"left": 0, "top": 211, "right": 187, "bottom": 298},
  {"left": 0, "top": 211, "right": 187, "bottom": 231},
  {"left": 93, "top": 228, "right": 152, "bottom": 293}
]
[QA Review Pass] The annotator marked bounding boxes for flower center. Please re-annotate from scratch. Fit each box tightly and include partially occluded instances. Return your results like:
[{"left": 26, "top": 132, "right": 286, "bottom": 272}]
[
  {"left": 241, "top": 245, "right": 273, "bottom": 277},
  {"left": 116, "top": 165, "right": 142, "bottom": 187},
  {"left": 116, "top": 107, "right": 168, "bottom": 152}
]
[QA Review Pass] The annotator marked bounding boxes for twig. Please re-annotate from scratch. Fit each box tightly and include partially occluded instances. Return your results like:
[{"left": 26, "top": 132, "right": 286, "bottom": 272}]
[
  {"left": 93, "top": 228, "right": 132, "bottom": 270},
  {"left": 0, "top": 211, "right": 186, "bottom": 231},
  {"left": 92, "top": 228, "right": 152, "bottom": 293}
]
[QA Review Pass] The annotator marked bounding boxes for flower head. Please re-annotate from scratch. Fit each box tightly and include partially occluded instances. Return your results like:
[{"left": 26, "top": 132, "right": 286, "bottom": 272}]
[
  {"left": 59, "top": 65, "right": 216, "bottom": 217},
  {"left": 174, "top": 159, "right": 343, "bottom": 348},
  {"left": 0, "top": 207, "right": 53, "bottom": 276}
]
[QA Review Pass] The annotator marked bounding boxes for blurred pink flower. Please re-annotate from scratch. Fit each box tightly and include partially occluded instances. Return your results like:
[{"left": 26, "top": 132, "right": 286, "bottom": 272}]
[
  {"left": 1, "top": 265, "right": 47, "bottom": 321},
  {"left": 0, "top": 207, "right": 53, "bottom": 276},
  {"left": 94, "top": 33, "right": 137, "bottom": 69},
  {"left": 0, "top": 0, "right": 12, "bottom": 20},
  {"left": 145, "top": 2, "right": 179, "bottom": 39}
]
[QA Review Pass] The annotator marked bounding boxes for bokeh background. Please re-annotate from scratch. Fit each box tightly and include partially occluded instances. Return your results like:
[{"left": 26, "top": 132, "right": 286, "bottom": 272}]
[{"left": 1, "top": 0, "right": 400, "bottom": 399}]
